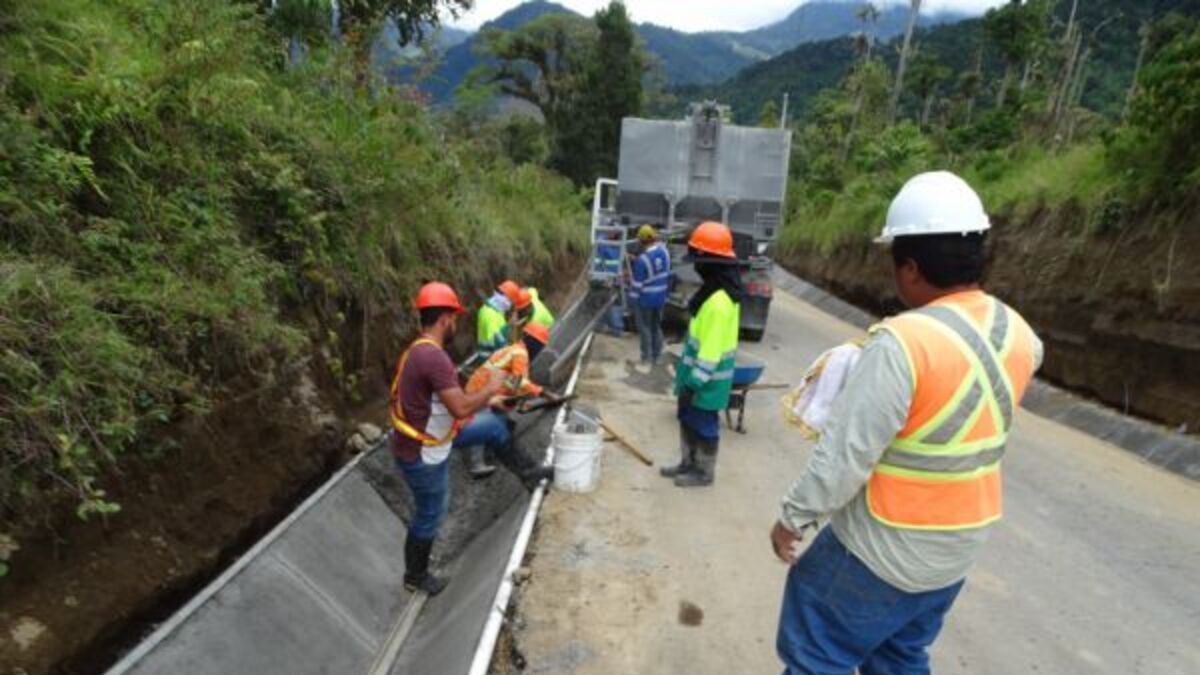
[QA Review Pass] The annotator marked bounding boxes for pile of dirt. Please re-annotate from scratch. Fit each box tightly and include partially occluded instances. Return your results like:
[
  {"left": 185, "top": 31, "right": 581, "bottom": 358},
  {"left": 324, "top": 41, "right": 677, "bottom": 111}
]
[
  {"left": 0, "top": 255, "right": 583, "bottom": 675},
  {"left": 777, "top": 204, "right": 1200, "bottom": 431}
]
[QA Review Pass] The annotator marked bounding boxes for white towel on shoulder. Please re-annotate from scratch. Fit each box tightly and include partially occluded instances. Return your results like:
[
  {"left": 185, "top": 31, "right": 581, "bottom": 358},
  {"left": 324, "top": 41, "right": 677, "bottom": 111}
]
[{"left": 782, "top": 342, "right": 863, "bottom": 440}]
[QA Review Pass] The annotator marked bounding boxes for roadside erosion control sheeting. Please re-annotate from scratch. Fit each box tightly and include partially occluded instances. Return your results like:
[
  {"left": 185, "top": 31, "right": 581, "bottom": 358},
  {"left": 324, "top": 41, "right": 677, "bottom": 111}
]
[{"left": 106, "top": 286, "right": 608, "bottom": 675}]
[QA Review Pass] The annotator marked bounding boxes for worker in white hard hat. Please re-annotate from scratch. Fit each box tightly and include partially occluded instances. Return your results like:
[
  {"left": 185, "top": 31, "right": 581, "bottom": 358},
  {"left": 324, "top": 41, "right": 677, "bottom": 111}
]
[{"left": 771, "top": 171, "right": 1045, "bottom": 674}]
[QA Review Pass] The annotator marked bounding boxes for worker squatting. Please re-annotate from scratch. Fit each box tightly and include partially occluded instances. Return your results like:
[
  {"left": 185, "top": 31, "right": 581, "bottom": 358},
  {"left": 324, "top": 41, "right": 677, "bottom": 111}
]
[{"left": 387, "top": 171, "right": 1042, "bottom": 675}]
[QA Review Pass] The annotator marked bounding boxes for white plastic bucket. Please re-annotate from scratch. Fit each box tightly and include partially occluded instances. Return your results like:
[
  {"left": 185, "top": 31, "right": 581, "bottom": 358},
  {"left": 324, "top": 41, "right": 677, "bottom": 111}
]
[{"left": 552, "top": 413, "right": 603, "bottom": 493}]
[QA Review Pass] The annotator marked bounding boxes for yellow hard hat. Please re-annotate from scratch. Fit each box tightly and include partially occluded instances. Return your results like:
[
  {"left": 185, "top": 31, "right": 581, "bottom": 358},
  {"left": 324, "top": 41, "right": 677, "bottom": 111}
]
[{"left": 637, "top": 224, "right": 658, "bottom": 241}]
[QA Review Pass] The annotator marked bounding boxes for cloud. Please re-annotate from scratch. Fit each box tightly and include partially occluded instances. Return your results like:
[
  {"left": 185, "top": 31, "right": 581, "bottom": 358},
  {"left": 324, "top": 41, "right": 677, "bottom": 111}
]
[{"left": 446, "top": 0, "right": 1008, "bottom": 33}]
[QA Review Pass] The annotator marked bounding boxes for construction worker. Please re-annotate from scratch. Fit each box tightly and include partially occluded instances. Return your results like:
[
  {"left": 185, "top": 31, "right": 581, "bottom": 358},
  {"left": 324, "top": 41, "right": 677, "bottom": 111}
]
[
  {"left": 663, "top": 221, "right": 741, "bottom": 488},
  {"left": 454, "top": 322, "right": 557, "bottom": 486},
  {"left": 477, "top": 279, "right": 522, "bottom": 358},
  {"left": 771, "top": 172, "right": 1043, "bottom": 674},
  {"left": 594, "top": 230, "right": 626, "bottom": 335},
  {"left": 389, "top": 282, "right": 506, "bottom": 596},
  {"left": 527, "top": 287, "right": 555, "bottom": 329},
  {"left": 629, "top": 224, "right": 671, "bottom": 365}
]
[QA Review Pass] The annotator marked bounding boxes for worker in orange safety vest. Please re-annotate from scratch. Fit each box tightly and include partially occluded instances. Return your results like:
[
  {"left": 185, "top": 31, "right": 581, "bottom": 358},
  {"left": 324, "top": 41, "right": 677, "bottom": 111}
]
[{"left": 771, "top": 171, "right": 1044, "bottom": 674}]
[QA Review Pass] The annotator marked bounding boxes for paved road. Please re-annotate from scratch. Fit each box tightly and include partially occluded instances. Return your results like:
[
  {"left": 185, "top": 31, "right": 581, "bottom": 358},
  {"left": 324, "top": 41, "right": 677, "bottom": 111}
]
[{"left": 510, "top": 290, "right": 1200, "bottom": 674}]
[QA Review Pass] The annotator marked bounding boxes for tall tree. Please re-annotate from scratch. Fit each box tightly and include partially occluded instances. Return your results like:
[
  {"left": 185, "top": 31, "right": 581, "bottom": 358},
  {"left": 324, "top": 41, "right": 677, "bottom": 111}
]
[
  {"left": 855, "top": 2, "right": 881, "bottom": 60},
  {"left": 337, "top": 0, "right": 472, "bottom": 85},
  {"left": 473, "top": 2, "right": 645, "bottom": 185},
  {"left": 888, "top": 0, "right": 923, "bottom": 122},
  {"left": 907, "top": 52, "right": 951, "bottom": 128},
  {"left": 983, "top": 0, "right": 1047, "bottom": 108},
  {"left": 561, "top": 1, "right": 645, "bottom": 184}
]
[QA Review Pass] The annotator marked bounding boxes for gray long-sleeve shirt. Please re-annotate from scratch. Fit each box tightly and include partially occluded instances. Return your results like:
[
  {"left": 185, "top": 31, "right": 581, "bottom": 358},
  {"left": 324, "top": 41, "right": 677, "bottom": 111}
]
[{"left": 780, "top": 329, "right": 1044, "bottom": 593}]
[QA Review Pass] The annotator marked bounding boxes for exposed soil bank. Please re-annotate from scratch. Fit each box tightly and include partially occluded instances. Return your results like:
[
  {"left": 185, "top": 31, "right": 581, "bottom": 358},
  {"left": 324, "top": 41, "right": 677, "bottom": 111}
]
[
  {"left": 0, "top": 254, "right": 583, "bottom": 675},
  {"left": 777, "top": 204, "right": 1200, "bottom": 431}
]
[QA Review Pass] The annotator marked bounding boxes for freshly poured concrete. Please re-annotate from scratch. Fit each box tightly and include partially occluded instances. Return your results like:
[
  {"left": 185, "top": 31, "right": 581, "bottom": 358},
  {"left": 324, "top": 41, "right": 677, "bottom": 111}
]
[{"left": 510, "top": 285, "right": 1200, "bottom": 674}]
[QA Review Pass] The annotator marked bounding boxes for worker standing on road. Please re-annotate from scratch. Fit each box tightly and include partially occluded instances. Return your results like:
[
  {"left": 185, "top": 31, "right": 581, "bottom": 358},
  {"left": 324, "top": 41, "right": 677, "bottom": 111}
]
[
  {"left": 630, "top": 225, "right": 672, "bottom": 366},
  {"left": 454, "top": 323, "right": 558, "bottom": 486},
  {"left": 595, "top": 230, "right": 626, "bottom": 335},
  {"left": 664, "top": 221, "right": 741, "bottom": 488},
  {"left": 770, "top": 172, "right": 1043, "bottom": 674},
  {"left": 389, "top": 282, "right": 506, "bottom": 596},
  {"left": 477, "top": 279, "right": 523, "bottom": 358}
]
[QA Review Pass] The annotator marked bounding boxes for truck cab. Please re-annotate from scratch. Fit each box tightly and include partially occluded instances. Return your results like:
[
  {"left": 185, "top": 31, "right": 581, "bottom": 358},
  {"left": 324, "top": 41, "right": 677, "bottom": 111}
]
[{"left": 591, "top": 102, "right": 792, "bottom": 341}]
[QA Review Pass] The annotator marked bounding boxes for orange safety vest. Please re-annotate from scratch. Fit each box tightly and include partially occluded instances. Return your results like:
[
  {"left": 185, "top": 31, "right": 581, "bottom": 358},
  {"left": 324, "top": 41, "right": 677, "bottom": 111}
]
[
  {"left": 867, "top": 291, "right": 1038, "bottom": 530},
  {"left": 465, "top": 342, "right": 543, "bottom": 398},
  {"left": 389, "top": 338, "right": 464, "bottom": 446}
]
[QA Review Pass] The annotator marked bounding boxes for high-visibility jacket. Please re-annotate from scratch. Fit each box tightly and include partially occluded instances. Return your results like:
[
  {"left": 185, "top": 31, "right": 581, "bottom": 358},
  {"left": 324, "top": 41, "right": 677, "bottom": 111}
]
[
  {"left": 674, "top": 289, "right": 740, "bottom": 411},
  {"left": 465, "top": 342, "right": 543, "bottom": 398},
  {"left": 867, "top": 291, "right": 1038, "bottom": 531},
  {"left": 528, "top": 288, "right": 555, "bottom": 328},
  {"left": 476, "top": 301, "right": 509, "bottom": 358},
  {"left": 630, "top": 243, "right": 671, "bottom": 309}
]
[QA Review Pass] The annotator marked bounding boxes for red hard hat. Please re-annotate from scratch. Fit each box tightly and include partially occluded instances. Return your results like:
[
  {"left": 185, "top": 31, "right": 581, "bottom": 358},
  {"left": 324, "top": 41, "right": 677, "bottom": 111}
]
[
  {"left": 515, "top": 288, "right": 533, "bottom": 310},
  {"left": 414, "top": 282, "right": 466, "bottom": 314},
  {"left": 523, "top": 322, "right": 551, "bottom": 345},
  {"left": 498, "top": 279, "right": 522, "bottom": 305},
  {"left": 689, "top": 221, "right": 736, "bottom": 259}
]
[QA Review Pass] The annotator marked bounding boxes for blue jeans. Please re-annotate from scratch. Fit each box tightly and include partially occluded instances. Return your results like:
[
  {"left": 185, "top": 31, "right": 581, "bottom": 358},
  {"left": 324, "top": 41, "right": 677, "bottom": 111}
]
[
  {"left": 605, "top": 302, "right": 625, "bottom": 334},
  {"left": 777, "top": 528, "right": 964, "bottom": 675},
  {"left": 452, "top": 410, "right": 511, "bottom": 452},
  {"left": 394, "top": 456, "right": 450, "bottom": 541},
  {"left": 635, "top": 304, "right": 664, "bottom": 362}
]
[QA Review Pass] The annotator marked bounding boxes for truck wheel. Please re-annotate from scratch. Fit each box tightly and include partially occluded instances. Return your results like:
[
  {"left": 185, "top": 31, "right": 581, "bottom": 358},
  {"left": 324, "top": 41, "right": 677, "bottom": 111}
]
[{"left": 741, "top": 327, "right": 765, "bottom": 342}]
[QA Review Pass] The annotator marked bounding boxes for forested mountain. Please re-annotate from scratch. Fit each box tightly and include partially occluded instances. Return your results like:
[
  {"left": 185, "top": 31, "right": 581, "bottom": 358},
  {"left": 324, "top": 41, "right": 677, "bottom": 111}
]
[
  {"left": 689, "top": 0, "right": 1200, "bottom": 123},
  {"left": 398, "top": 0, "right": 969, "bottom": 101}
]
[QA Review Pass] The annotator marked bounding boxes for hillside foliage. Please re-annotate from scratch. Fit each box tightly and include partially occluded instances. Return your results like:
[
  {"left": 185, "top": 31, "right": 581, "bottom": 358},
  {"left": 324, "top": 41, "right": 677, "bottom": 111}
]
[{"left": 0, "top": 0, "right": 587, "bottom": 530}]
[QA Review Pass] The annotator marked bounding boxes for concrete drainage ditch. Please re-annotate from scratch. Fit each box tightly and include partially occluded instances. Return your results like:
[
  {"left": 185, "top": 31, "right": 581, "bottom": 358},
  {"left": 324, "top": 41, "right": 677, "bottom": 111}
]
[{"left": 104, "top": 288, "right": 611, "bottom": 675}]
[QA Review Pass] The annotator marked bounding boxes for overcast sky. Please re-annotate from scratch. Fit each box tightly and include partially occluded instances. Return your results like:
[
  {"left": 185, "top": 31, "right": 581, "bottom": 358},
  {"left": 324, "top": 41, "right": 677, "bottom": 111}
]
[{"left": 446, "top": 1, "right": 1008, "bottom": 33}]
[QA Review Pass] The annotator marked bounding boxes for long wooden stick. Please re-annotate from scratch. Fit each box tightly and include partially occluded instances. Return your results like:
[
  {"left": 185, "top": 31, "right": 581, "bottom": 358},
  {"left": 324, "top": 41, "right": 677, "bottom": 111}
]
[{"left": 598, "top": 419, "right": 654, "bottom": 467}]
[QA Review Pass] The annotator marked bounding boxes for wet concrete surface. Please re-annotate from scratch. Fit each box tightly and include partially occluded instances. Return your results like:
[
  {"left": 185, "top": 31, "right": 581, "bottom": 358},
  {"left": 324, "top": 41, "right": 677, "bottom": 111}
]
[{"left": 509, "top": 290, "right": 1200, "bottom": 674}]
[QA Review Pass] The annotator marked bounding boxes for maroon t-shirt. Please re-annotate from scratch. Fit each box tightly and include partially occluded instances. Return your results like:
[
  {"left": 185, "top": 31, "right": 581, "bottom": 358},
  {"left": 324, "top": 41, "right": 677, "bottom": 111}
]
[{"left": 390, "top": 341, "right": 460, "bottom": 463}]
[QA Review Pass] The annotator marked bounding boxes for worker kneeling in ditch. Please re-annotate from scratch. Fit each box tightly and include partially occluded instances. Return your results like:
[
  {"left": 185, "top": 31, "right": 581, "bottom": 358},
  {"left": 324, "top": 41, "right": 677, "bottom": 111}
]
[
  {"left": 662, "top": 221, "right": 742, "bottom": 488},
  {"left": 389, "top": 282, "right": 507, "bottom": 596},
  {"left": 454, "top": 321, "right": 558, "bottom": 488}
]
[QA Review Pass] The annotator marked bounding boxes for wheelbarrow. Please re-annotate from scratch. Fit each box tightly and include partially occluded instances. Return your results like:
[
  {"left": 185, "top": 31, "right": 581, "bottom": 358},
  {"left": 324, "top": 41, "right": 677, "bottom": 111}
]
[{"left": 726, "top": 354, "right": 768, "bottom": 433}]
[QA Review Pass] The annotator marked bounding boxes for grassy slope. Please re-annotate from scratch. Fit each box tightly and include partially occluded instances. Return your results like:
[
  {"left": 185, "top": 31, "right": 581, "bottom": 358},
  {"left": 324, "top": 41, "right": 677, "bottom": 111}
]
[{"left": 0, "top": 0, "right": 587, "bottom": 532}]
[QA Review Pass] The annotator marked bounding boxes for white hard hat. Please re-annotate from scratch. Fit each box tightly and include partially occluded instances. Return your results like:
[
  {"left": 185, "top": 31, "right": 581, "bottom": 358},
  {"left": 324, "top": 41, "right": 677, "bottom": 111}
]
[{"left": 875, "top": 171, "right": 990, "bottom": 244}]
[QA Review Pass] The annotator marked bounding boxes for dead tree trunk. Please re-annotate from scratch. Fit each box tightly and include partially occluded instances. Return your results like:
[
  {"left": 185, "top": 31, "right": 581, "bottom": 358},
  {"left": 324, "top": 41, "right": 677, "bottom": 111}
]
[{"left": 889, "top": 0, "right": 923, "bottom": 123}]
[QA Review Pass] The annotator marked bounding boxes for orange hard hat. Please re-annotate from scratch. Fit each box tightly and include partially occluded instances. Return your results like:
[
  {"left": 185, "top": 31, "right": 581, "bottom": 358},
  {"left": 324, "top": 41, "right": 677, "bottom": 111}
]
[
  {"left": 414, "top": 281, "right": 466, "bottom": 313},
  {"left": 689, "top": 221, "right": 736, "bottom": 258},
  {"left": 523, "top": 322, "right": 551, "bottom": 345},
  {"left": 515, "top": 288, "right": 533, "bottom": 310},
  {"left": 498, "top": 279, "right": 522, "bottom": 305}
]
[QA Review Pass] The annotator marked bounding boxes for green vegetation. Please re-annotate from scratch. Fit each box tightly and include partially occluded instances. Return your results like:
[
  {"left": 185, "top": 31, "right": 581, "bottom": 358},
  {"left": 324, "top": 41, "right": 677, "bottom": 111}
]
[
  {"left": 774, "top": 1, "right": 1200, "bottom": 254},
  {"left": 0, "top": 0, "right": 586, "bottom": 529},
  {"left": 469, "top": 1, "right": 646, "bottom": 186}
]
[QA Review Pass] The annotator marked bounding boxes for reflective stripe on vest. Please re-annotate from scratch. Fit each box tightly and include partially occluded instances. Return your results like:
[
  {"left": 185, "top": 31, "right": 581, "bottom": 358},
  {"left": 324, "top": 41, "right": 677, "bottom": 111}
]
[
  {"left": 389, "top": 338, "right": 463, "bottom": 446},
  {"left": 867, "top": 294, "right": 1036, "bottom": 531}
]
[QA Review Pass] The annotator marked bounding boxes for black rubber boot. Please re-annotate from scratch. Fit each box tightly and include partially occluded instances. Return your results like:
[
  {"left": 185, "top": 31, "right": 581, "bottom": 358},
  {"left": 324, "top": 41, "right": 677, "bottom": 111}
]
[
  {"left": 403, "top": 536, "right": 449, "bottom": 596},
  {"left": 660, "top": 425, "right": 697, "bottom": 478},
  {"left": 466, "top": 445, "right": 497, "bottom": 480},
  {"left": 674, "top": 437, "right": 717, "bottom": 488}
]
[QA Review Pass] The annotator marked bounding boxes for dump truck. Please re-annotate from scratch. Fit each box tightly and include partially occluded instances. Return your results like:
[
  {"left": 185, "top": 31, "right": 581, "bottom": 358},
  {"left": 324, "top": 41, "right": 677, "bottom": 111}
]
[{"left": 590, "top": 101, "right": 792, "bottom": 341}]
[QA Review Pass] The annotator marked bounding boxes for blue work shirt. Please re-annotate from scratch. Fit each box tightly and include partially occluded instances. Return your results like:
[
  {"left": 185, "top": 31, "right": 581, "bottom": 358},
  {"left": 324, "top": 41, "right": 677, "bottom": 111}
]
[{"left": 630, "top": 243, "right": 671, "bottom": 309}]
